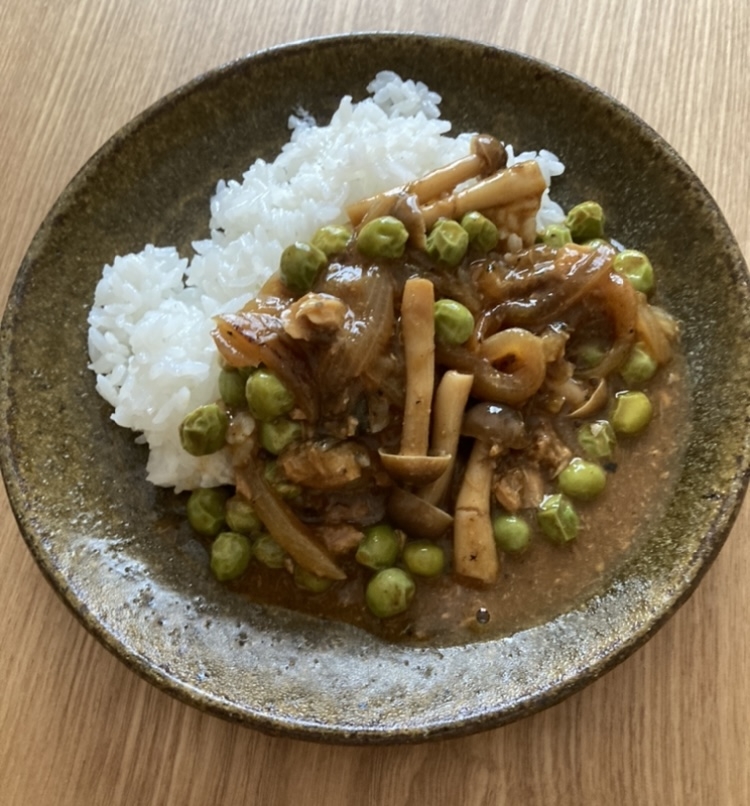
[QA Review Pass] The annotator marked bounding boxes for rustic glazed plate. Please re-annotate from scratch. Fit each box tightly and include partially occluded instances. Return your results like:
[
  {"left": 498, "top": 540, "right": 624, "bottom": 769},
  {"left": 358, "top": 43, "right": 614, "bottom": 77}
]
[{"left": 1, "top": 33, "right": 749, "bottom": 743}]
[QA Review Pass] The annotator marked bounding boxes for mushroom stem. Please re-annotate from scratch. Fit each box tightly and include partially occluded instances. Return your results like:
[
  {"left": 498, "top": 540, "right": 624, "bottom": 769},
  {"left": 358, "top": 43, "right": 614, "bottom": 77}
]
[
  {"left": 378, "top": 277, "right": 452, "bottom": 485},
  {"left": 347, "top": 134, "right": 505, "bottom": 227},
  {"left": 421, "top": 160, "right": 547, "bottom": 229},
  {"left": 400, "top": 276, "right": 436, "bottom": 456},
  {"left": 418, "top": 370, "right": 474, "bottom": 506},
  {"left": 453, "top": 439, "right": 499, "bottom": 584}
]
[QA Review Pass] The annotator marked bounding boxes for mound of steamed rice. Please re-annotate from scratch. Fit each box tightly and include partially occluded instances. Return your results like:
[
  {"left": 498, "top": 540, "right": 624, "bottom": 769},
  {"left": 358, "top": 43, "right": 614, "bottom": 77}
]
[{"left": 87, "top": 72, "right": 565, "bottom": 492}]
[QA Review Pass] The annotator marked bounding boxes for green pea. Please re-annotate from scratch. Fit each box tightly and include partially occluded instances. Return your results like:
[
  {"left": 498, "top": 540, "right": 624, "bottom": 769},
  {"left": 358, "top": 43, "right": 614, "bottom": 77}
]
[
  {"left": 186, "top": 487, "right": 229, "bottom": 536},
  {"left": 365, "top": 568, "right": 415, "bottom": 618},
  {"left": 210, "top": 531, "right": 252, "bottom": 581},
  {"left": 293, "top": 564, "right": 334, "bottom": 593},
  {"left": 611, "top": 390, "right": 653, "bottom": 435},
  {"left": 577, "top": 420, "right": 617, "bottom": 460},
  {"left": 279, "top": 241, "right": 327, "bottom": 296},
  {"left": 402, "top": 540, "right": 445, "bottom": 577},
  {"left": 426, "top": 218, "right": 469, "bottom": 267},
  {"left": 539, "top": 222, "right": 573, "bottom": 248},
  {"left": 356, "top": 216, "right": 409, "bottom": 259},
  {"left": 537, "top": 494, "right": 579, "bottom": 543},
  {"left": 565, "top": 201, "right": 605, "bottom": 242},
  {"left": 434, "top": 298, "right": 474, "bottom": 345},
  {"left": 225, "top": 495, "right": 262, "bottom": 535},
  {"left": 356, "top": 523, "right": 400, "bottom": 571},
  {"left": 245, "top": 369, "right": 294, "bottom": 422},
  {"left": 620, "top": 343, "right": 658, "bottom": 386},
  {"left": 179, "top": 403, "right": 228, "bottom": 456},
  {"left": 557, "top": 457, "right": 607, "bottom": 501},
  {"left": 217, "top": 368, "right": 247, "bottom": 408},
  {"left": 612, "top": 249, "right": 655, "bottom": 294},
  {"left": 253, "top": 532, "right": 287, "bottom": 569},
  {"left": 311, "top": 224, "right": 352, "bottom": 257},
  {"left": 492, "top": 513, "right": 531, "bottom": 553},
  {"left": 461, "top": 211, "right": 499, "bottom": 252},
  {"left": 259, "top": 417, "right": 303, "bottom": 455}
]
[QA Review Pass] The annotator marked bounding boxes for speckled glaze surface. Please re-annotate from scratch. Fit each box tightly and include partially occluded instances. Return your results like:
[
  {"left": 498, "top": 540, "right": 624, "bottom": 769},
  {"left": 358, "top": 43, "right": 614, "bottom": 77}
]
[{"left": 1, "top": 33, "right": 749, "bottom": 744}]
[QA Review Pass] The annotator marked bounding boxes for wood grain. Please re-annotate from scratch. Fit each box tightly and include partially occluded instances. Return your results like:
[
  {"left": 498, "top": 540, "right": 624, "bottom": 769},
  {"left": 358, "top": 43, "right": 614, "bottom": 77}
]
[{"left": 1, "top": 1, "right": 748, "bottom": 803}]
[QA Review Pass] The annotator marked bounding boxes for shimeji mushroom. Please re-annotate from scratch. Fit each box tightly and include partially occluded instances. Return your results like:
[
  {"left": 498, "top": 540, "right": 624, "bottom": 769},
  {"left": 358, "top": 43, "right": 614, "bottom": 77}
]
[
  {"left": 346, "top": 135, "right": 546, "bottom": 252},
  {"left": 385, "top": 342, "right": 473, "bottom": 540},
  {"left": 386, "top": 486, "right": 454, "bottom": 541},
  {"left": 453, "top": 439, "right": 499, "bottom": 584},
  {"left": 405, "top": 133, "right": 507, "bottom": 207},
  {"left": 379, "top": 277, "right": 452, "bottom": 486},
  {"left": 389, "top": 371, "right": 477, "bottom": 539},
  {"left": 417, "top": 370, "right": 474, "bottom": 506},
  {"left": 419, "top": 160, "right": 546, "bottom": 231},
  {"left": 347, "top": 134, "right": 506, "bottom": 229}
]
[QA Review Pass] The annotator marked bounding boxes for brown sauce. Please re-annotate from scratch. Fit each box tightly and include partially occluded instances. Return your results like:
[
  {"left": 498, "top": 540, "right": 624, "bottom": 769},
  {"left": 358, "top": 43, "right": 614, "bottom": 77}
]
[
  {"left": 219, "top": 355, "right": 688, "bottom": 646},
  {"left": 207, "top": 237, "right": 689, "bottom": 647}
]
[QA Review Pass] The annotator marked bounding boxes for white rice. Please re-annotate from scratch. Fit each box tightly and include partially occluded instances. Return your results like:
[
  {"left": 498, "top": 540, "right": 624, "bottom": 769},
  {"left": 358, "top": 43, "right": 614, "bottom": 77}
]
[{"left": 87, "top": 72, "right": 565, "bottom": 492}]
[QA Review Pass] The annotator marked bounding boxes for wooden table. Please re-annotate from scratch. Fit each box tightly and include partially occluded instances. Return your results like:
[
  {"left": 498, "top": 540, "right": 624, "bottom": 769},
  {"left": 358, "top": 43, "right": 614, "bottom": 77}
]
[{"left": 1, "top": 1, "right": 748, "bottom": 803}]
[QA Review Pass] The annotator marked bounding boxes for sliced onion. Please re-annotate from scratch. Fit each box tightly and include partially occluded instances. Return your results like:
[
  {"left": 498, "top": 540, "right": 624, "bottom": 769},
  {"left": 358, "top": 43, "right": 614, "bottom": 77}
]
[
  {"left": 579, "top": 271, "right": 638, "bottom": 378},
  {"left": 477, "top": 244, "right": 615, "bottom": 332},
  {"left": 235, "top": 455, "right": 345, "bottom": 581},
  {"left": 635, "top": 298, "right": 677, "bottom": 365},
  {"left": 212, "top": 311, "right": 319, "bottom": 421},
  {"left": 436, "top": 342, "right": 536, "bottom": 407},
  {"left": 316, "top": 268, "right": 395, "bottom": 391},
  {"left": 479, "top": 327, "right": 547, "bottom": 404}
]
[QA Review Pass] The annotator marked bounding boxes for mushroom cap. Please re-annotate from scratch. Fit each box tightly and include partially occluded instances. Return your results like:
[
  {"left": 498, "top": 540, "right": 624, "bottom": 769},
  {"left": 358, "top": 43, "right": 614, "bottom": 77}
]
[
  {"left": 378, "top": 450, "right": 452, "bottom": 486},
  {"left": 386, "top": 486, "right": 454, "bottom": 541}
]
